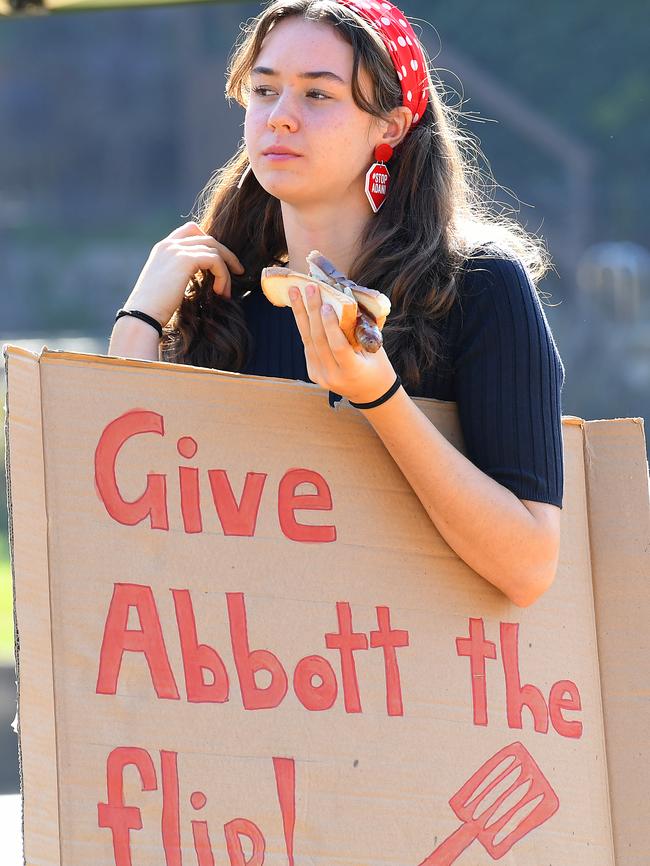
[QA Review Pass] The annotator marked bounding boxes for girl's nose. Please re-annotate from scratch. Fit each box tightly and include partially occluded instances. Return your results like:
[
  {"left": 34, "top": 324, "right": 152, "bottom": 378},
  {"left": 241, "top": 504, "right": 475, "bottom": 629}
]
[{"left": 267, "top": 93, "right": 299, "bottom": 132}]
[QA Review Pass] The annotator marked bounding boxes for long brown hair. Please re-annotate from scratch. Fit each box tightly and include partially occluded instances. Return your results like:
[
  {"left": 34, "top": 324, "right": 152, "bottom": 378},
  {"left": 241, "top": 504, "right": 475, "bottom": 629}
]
[{"left": 161, "top": 0, "right": 552, "bottom": 389}]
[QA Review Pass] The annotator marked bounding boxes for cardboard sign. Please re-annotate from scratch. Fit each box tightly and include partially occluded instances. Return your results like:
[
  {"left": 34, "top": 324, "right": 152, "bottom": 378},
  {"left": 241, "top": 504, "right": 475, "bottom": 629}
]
[{"left": 4, "top": 345, "right": 650, "bottom": 866}]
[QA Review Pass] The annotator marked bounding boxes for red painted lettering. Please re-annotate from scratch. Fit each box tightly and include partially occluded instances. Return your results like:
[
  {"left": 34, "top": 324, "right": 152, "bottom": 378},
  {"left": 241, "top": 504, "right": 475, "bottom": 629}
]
[
  {"left": 177, "top": 437, "right": 202, "bottom": 533},
  {"left": 292, "top": 655, "right": 338, "bottom": 711},
  {"left": 278, "top": 468, "right": 336, "bottom": 543},
  {"left": 192, "top": 819, "right": 215, "bottom": 866},
  {"left": 97, "top": 586, "right": 406, "bottom": 717},
  {"left": 455, "top": 617, "right": 497, "bottom": 726},
  {"left": 224, "top": 819, "right": 265, "bottom": 866},
  {"left": 95, "top": 412, "right": 339, "bottom": 541},
  {"left": 457, "top": 619, "right": 583, "bottom": 738},
  {"left": 370, "top": 606, "right": 409, "bottom": 716},
  {"left": 208, "top": 470, "right": 267, "bottom": 536},
  {"left": 227, "top": 592, "right": 288, "bottom": 710},
  {"left": 190, "top": 791, "right": 214, "bottom": 866},
  {"left": 96, "top": 584, "right": 179, "bottom": 700},
  {"left": 97, "top": 747, "right": 158, "bottom": 866},
  {"left": 98, "top": 749, "right": 290, "bottom": 865},
  {"left": 325, "top": 602, "right": 368, "bottom": 713},
  {"left": 549, "top": 679, "right": 583, "bottom": 738},
  {"left": 161, "top": 750, "right": 181, "bottom": 866},
  {"left": 501, "top": 622, "right": 549, "bottom": 734},
  {"left": 272, "top": 757, "right": 296, "bottom": 866},
  {"left": 172, "top": 589, "right": 229, "bottom": 703},
  {"left": 94, "top": 410, "right": 169, "bottom": 530}
]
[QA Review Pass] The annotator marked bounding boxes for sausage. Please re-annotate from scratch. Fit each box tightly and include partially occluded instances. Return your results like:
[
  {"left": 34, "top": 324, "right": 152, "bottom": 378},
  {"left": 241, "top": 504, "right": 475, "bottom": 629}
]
[{"left": 354, "top": 306, "right": 383, "bottom": 353}]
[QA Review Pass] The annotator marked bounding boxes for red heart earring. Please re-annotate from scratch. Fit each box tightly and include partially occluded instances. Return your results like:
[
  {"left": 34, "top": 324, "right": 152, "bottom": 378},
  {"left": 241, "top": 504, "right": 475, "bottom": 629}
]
[{"left": 365, "top": 143, "right": 394, "bottom": 212}]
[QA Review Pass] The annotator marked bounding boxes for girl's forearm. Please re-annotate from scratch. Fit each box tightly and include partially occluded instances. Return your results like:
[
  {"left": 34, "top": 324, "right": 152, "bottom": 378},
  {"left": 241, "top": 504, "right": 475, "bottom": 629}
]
[
  {"left": 359, "top": 387, "right": 559, "bottom": 606},
  {"left": 108, "top": 315, "right": 160, "bottom": 361}
]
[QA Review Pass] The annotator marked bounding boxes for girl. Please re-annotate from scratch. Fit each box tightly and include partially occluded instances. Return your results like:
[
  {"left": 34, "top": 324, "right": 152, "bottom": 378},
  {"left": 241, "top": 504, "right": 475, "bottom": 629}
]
[{"left": 109, "top": 0, "right": 564, "bottom": 607}]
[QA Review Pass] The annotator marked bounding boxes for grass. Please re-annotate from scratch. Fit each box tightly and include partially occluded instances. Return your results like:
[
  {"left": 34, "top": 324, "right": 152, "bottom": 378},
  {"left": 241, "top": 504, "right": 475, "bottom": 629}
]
[{"left": 0, "top": 549, "right": 14, "bottom": 664}]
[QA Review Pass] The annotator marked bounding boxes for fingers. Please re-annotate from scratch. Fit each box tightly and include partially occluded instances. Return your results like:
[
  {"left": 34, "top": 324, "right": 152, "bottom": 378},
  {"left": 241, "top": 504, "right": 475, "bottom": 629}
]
[
  {"left": 321, "top": 301, "right": 353, "bottom": 355},
  {"left": 303, "top": 285, "right": 333, "bottom": 358},
  {"left": 211, "top": 267, "right": 231, "bottom": 300},
  {"left": 176, "top": 249, "right": 234, "bottom": 299},
  {"left": 167, "top": 221, "right": 203, "bottom": 238},
  {"left": 174, "top": 234, "right": 245, "bottom": 275},
  {"left": 165, "top": 220, "right": 245, "bottom": 302},
  {"left": 167, "top": 221, "right": 245, "bottom": 276},
  {"left": 288, "top": 285, "right": 312, "bottom": 345},
  {"left": 290, "top": 284, "right": 349, "bottom": 370}
]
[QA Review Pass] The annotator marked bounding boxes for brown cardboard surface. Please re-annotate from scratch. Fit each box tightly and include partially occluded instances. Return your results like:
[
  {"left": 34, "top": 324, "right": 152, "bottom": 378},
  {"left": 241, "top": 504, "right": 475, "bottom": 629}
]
[
  {"left": 3, "top": 346, "right": 60, "bottom": 866},
  {"left": 4, "top": 344, "right": 649, "bottom": 866},
  {"left": 584, "top": 419, "right": 650, "bottom": 866}
]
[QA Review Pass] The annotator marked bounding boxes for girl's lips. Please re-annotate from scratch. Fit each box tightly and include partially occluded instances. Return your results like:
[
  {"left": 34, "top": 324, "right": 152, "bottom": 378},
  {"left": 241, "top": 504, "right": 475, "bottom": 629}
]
[{"left": 263, "top": 153, "right": 302, "bottom": 160}]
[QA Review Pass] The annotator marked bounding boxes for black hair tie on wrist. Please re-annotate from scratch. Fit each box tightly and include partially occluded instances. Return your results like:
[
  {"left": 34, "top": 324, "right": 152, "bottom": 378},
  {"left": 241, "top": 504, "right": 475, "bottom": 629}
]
[
  {"left": 348, "top": 373, "right": 402, "bottom": 409},
  {"left": 115, "top": 308, "right": 163, "bottom": 338}
]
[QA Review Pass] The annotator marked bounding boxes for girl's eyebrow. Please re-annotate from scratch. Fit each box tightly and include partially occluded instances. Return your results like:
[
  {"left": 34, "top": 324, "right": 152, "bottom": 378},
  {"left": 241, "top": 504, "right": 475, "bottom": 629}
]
[{"left": 252, "top": 66, "right": 347, "bottom": 84}]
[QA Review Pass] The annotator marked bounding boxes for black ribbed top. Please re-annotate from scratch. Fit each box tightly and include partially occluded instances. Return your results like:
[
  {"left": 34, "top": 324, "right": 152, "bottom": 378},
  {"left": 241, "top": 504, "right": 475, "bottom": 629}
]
[{"left": 239, "top": 252, "right": 565, "bottom": 507}]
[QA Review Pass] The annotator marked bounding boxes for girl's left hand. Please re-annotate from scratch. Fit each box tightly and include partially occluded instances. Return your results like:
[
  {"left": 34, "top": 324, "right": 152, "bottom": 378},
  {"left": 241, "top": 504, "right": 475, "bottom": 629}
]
[{"left": 289, "top": 283, "right": 397, "bottom": 404}]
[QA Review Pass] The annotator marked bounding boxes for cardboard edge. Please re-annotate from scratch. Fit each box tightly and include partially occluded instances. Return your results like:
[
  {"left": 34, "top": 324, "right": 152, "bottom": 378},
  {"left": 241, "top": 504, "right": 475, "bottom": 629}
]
[
  {"left": 584, "top": 416, "right": 650, "bottom": 866},
  {"left": 8, "top": 348, "right": 601, "bottom": 433},
  {"left": 572, "top": 419, "right": 618, "bottom": 865},
  {"left": 562, "top": 415, "right": 585, "bottom": 426},
  {"left": 1, "top": 344, "right": 42, "bottom": 361},
  {"left": 3, "top": 347, "right": 594, "bottom": 418},
  {"left": 12, "top": 343, "right": 469, "bottom": 424},
  {"left": 3, "top": 345, "right": 61, "bottom": 865},
  {"left": 33, "top": 344, "right": 325, "bottom": 392}
]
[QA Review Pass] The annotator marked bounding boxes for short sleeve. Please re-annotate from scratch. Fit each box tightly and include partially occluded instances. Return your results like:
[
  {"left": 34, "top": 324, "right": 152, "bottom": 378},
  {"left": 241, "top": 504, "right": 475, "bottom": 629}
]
[{"left": 453, "top": 254, "right": 565, "bottom": 507}]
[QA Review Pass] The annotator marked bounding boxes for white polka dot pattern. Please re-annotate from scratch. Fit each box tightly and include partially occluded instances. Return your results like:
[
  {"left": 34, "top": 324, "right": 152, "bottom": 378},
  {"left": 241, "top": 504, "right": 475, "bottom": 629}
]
[{"left": 340, "top": 0, "right": 428, "bottom": 130}]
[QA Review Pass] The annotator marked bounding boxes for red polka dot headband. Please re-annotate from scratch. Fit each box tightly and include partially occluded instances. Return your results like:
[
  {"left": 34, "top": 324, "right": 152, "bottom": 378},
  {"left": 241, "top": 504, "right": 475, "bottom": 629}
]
[{"left": 337, "top": 0, "right": 428, "bottom": 129}]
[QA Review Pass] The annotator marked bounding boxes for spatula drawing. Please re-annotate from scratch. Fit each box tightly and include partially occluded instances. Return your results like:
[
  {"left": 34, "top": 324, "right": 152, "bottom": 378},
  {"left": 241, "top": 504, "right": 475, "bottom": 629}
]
[{"left": 417, "top": 741, "right": 559, "bottom": 865}]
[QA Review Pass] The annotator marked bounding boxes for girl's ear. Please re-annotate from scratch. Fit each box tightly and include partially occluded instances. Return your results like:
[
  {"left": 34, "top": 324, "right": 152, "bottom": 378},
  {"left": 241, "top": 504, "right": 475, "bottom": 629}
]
[{"left": 381, "top": 105, "right": 413, "bottom": 149}]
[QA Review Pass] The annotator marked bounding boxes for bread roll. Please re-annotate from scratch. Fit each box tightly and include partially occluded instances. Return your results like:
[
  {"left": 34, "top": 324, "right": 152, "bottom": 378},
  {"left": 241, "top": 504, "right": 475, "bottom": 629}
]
[
  {"left": 261, "top": 251, "right": 391, "bottom": 352},
  {"left": 261, "top": 267, "right": 360, "bottom": 346}
]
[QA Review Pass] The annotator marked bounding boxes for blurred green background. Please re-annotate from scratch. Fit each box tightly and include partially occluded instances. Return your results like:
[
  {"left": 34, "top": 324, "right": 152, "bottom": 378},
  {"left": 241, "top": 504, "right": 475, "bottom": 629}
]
[
  {"left": 1, "top": 410, "right": 11, "bottom": 664},
  {"left": 1, "top": 0, "right": 649, "bottom": 794}
]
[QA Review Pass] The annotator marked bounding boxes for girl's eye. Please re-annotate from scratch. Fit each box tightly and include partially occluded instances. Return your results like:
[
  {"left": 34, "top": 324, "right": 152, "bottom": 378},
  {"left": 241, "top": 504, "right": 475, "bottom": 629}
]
[{"left": 251, "top": 85, "right": 329, "bottom": 100}]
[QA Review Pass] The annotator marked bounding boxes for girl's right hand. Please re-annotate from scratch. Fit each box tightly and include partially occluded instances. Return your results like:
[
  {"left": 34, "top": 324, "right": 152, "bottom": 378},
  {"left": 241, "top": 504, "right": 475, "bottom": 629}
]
[{"left": 121, "top": 221, "right": 245, "bottom": 327}]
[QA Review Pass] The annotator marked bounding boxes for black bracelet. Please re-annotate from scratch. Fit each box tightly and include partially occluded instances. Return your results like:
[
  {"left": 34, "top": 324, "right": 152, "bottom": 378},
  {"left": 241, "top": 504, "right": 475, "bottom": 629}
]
[
  {"left": 115, "top": 308, "right": 163, "bottom": 338},
  {"left": 348, "top": 373, "right": 402, "bottom": 409}
]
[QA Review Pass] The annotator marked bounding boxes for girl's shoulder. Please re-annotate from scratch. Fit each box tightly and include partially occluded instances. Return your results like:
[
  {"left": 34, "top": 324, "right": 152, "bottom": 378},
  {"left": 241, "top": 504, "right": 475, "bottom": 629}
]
[
  {"left": 457, "top": 242, "right": 532, "bottom": 294},
  {"left": 453, "top": 242, "right": 545, "bottom": 328},
  {"left": 451, "top": 241, "right": 565, "bottom": 385}
]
